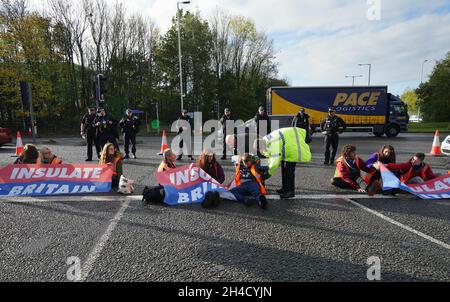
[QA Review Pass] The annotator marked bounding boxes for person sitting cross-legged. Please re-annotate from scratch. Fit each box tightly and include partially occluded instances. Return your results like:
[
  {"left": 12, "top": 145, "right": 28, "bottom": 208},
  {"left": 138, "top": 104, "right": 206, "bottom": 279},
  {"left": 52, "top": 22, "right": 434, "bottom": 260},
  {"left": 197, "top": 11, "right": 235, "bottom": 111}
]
[{"left": 331, "top": 145, "right": 376, "bottom": 193}]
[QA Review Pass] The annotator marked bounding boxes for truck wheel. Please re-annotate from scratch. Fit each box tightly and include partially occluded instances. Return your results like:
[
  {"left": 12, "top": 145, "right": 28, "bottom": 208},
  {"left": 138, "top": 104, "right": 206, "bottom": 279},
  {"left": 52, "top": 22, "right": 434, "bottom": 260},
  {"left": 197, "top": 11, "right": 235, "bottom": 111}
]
[
  {"left": 385, "top": 125, "right": 400, "bottom": 138},
  {"left": 373, "top": 132, "right": 384, "bottom": 137}
]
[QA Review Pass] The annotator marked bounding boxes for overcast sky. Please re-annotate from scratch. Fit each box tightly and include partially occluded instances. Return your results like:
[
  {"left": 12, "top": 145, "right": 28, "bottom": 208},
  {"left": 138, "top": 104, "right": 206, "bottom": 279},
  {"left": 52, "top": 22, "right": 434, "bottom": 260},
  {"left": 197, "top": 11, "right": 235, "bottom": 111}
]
[{"left": 31, "top": 0, "right": 450, "bottom": 96}]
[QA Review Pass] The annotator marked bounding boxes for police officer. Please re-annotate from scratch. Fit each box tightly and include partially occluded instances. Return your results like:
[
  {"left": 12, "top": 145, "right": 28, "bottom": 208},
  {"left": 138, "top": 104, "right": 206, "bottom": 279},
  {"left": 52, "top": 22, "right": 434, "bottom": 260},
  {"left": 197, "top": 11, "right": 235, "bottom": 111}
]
[
  {"left": 255, "top": 106, "right": 271, "bottom": 157},
  {"left": 80, "top": 107, "right": 100, "bottom": 161},
  {"left": 220, "top": 108, "right": 237, "bottom": 160},
  {"left": 255, "top": 127, "right": 312, "bottom": 199},
  {"left": 320, "top": 108, "right": 347, "bottom": 165},
  {"left": 176, "top": 109, "right": 194, "bottom": 161},
  {"left": 292, "top": 108, "right": 311, "bottom": 143},
  {"left": 95, "top": 108, "right": 120, "bottom": 152},
  {"left": 120, "top": 109, "right": 140, "bottom": 159}
]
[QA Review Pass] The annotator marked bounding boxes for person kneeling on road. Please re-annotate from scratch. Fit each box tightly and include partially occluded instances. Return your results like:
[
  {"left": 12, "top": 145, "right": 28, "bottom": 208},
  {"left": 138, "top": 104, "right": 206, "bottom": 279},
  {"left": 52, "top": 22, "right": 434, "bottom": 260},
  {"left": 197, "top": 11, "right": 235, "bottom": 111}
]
[
  {"left": 38, "top": 147, "right": 63, "bottom": 164},
  {"left": 331, "top": 145, "right": 376, "bottom": 193},
  {"left": 99, "top": 143, "right": 123, "bottom": 188},
  {"left": 203, "top": 153, "right": 268, "bottom": 210},
  {"left": 385, "top": 152, "right": 437, "bottom": 184}
]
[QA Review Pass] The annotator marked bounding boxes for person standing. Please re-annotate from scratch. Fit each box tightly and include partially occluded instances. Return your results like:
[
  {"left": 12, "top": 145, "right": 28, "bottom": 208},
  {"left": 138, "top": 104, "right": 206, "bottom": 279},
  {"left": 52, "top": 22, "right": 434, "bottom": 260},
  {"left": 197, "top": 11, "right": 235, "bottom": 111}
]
[
  {"left": 255, "top": 106, "right": 271, "bottom": 157},
  {"left": 320, "top": 108, "right": 347, "bottom": 165},
  {"left": 220, "top": 108, "right": 237, "bottom": 160},
  {"left": 95, "top": 108, "right": 120, "bottom": 152},
  {"left": 176, "top": 109, "right": 194, "bottom": 161},
  {"left": 120, "top": 109, "right": 140, "bottom": 159},
  {"left": 255, "top": 127, "right": 312, "bottom": 199},
  {"left": 292, "top": 108, "right": 311, "bottom": 143},
  {"left": 81, "top": 107, "right": 101, "bottom": 161}
]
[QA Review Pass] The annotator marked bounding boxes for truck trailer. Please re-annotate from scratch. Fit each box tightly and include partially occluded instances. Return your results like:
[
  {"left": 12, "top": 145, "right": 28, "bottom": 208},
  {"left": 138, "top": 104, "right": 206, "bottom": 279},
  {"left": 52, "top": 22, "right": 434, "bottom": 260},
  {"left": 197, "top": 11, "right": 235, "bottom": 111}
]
[{"left": 267, "top": 86, "right": 409, "bottom": 137}]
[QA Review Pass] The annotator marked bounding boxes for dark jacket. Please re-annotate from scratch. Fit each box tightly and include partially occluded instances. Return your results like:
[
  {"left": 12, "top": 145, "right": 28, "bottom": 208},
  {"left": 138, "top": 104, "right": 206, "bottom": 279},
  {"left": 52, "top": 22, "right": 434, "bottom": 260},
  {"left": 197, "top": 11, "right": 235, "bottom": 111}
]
[
  {"left": 203, "top": 161, "right": 225, "bottom": 184},
  {"left": 220, "top": 114, "right": 236, "bottom": 135},
  {"left": 177, "top": 115, "right": 193, "bottom": 134},
  {"left": 120, "top": 115, "right": 140, "bottom": 135},
  {"left": 292, "top": 113, "right": 310, "bottom": 130},
  {"left": 255, "top": 113, "right": 271, "bottom": 134},
  {"left": 95, "top": 115, "right": 119, "bottom": 137},
  {"left": 81, "top": 113, "right": 97, "bottom": 132},
  {"left": 320, "top": 115, "right": 347, "bottom": 135}
]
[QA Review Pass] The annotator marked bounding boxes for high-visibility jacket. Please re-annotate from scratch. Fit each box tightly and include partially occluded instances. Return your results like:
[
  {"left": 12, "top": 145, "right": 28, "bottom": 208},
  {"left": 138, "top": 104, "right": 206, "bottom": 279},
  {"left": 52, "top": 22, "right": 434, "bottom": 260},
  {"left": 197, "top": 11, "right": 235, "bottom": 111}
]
[
  {"left": 235, "top": 163, "right": 267, "bottom": 195},
  {"left": 263, "top": 127, "right": 312, "bottom": 176},
  {"left": 386, "top": 160, "right": 437, "bottom": 183},
  {"left": 112, "top": 156, "right": 122, "bottom": 177},
  {"left": 37, "top": 156, "right": 62, "bottom": 165}
]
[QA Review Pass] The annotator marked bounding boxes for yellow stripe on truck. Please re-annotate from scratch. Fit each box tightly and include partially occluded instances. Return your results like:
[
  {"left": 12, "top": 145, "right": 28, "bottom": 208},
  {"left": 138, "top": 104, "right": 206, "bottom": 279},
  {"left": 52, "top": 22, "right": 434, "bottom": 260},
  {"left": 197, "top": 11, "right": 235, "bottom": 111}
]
[{"left": 272, "top": 90, "right": 386, "bottom": 125}]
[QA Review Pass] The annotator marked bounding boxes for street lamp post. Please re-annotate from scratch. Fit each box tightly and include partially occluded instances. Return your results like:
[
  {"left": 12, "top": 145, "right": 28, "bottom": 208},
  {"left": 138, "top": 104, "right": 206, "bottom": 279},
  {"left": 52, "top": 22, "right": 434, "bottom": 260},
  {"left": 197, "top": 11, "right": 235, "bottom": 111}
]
[
  {"left": 345, "top": 75, "right": 363, "bottom": 86},
  {"left": 177, "top": 1, "right": 191, "bottom": 112},
  {"left": 358, "top": 63, "right": 372, "bottom": 86},
  {"left": 418, "top": 59, "right": 429, "bottom": 118}
]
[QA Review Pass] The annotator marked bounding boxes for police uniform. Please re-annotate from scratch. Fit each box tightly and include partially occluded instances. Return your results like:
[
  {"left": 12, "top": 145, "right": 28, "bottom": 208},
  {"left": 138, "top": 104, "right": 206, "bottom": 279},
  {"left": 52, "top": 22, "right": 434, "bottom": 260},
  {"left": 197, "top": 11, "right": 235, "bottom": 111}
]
[
  {"left": 95, "top": 113, "right": 120, "bottom": 152},
  {"left": 320, "top": 111, "right": 347, "bottom": 165},
  {"left": 220, "top": 110, "right": 237, "bottom": 159},
  {"left": 120, "top": 111, "right": 140, "bottom": 158},
  {"left": 81, "top": 110, "right": 101, "bottom": 160},
  {"left": 176, "top": 111, "right": 194, "bottom": 160},
  {"left": 291, "top": 110, "right": 311, "bottom": 143},
  {"left": 262, "top": 127, "right": 312, "bottom": 199}
]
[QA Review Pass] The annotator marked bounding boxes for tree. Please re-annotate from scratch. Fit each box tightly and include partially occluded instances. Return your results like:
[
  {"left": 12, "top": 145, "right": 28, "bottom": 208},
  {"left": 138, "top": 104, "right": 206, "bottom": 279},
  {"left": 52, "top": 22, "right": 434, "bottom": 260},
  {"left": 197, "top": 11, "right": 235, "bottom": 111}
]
[
  {"left": 401, "top": 88, "right": 418, "bottom": 115},
  {"left": 417, "top": 52, "right": 450, "bottom": 122}
]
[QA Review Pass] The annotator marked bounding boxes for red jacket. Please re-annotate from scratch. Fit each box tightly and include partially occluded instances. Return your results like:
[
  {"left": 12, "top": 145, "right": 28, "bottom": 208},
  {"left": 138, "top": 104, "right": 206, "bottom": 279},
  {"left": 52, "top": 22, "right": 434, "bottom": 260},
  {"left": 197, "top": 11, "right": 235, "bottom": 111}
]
[
  {"left": 386, "top": 159, "right": 437, "bottom": 182},
  {"left": 335, "top": 156, "right": 375, "bottom": 190}
]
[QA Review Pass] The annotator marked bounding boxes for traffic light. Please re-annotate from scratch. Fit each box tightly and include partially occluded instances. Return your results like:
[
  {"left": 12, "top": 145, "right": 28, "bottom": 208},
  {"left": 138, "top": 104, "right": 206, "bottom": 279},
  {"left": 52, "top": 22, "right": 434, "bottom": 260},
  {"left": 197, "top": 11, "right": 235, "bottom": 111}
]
[
  {"left": 93, "top": 74, "right": 107, "bottom": 108},
  {"left": 212, "top": 102, "right": 218, "bottom": 113}
]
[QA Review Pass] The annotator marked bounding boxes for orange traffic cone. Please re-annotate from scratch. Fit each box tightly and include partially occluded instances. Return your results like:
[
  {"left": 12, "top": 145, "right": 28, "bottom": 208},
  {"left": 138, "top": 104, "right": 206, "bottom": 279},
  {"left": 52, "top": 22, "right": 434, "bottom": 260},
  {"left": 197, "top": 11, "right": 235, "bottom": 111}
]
[
  {"left": 15, "top": 131, "right": 24, "bottom": 157},
  {"left": 429, "top": 130, "right": 443, "bottom": 156},
  {"left": 158, "top": 130, "right": 169, "bottom": 155}
]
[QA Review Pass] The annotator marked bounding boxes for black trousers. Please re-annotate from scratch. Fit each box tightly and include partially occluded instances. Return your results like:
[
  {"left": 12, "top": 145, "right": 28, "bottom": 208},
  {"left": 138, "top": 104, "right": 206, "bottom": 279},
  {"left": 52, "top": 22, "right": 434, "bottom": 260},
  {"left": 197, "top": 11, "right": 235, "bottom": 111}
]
[
  {"left": 222, "top": 129, "right": 238, "bottom": 157},
  {"left": 281, "top": 161, "right": 297, "bottom": 192},
  {"left": 177, "top": 130, "right": 193, "bottom": 159},
  {"left": 86, "top": 130, "right": 101, "bottom": 160},
  {"left": 99, "top": 133, "right": 120, "bottom": 153},
  {"left": 124, "top": 132, "right": 137, "bottom": 155},
  {"left": 324, "top": 134, "right": 339, "bottom": 163}
]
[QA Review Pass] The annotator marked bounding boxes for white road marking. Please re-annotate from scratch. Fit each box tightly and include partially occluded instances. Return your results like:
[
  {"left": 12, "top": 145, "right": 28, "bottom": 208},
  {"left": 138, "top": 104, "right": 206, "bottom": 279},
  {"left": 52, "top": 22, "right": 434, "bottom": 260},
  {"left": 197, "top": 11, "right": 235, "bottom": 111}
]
[
  {"left": 0, "top": 194, "right": 396, "bottom": 203},
  {"left": 78, "top": 199, "right": 131, "bottom": 282},
  {"left": 343, "top": 198, "right": 450, "bottom": 251}
]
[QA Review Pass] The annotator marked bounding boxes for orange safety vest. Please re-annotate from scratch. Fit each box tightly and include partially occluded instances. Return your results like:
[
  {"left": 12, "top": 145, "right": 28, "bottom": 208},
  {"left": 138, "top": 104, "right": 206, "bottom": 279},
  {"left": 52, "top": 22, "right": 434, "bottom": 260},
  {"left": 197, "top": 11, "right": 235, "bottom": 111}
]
[
  {"left": 112, "top": 156, "right": 121, "bottom": 176},
  {"left": 400, "top": 164, "right": 430, "bottom": 183},
  {"left": 235, "top": 163, "right": 267, "bottom": 195},
  {"left": 37, "top": 156, "right": 62, "bottom": 165},
  {"left": 334, "top": 156, "right": 366, "bottom": 183}
]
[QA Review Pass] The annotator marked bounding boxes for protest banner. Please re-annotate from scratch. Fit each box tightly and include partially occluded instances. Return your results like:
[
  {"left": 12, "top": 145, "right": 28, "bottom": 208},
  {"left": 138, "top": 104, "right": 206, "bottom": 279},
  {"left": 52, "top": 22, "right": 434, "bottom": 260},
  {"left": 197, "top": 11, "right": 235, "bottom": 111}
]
[
  {"left": 0, "top": 164, "right": 113, "bottom": 197},
  {"left": 380, "top": 163, "right": 450, "bottom": 200},
  {"left": 156, "top": 164, "right": 228, "bottom": 205}
]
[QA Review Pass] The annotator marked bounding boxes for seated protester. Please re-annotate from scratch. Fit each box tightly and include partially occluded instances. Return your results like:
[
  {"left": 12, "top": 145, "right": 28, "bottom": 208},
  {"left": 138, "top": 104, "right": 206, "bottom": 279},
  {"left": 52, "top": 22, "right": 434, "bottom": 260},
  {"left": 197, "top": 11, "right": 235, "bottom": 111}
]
[
  {"left": 365, "top": 145, "right": 397, "bottom": 195},
  {"left": 158, "top": 148, "right": 177, "bottom": 172},
  {"left": 385, "top": 153, "right": 437, "bottom": 184},
  {"left": 38, "top": 147, "right": 63, "bottom": 164},
  {"left": 14, "top": 144, "right": 39, "bottom": 164},
  {"left": 331, "top": 145, "right": 376, "bottom": 193},
  {"left": 204, "top": 153, "right": 268, "bottom": 210},
  {"left": 197, "top": 149, "right": 225, "bottom": 184},
  {"left": 143, "top": 148, "right": 177, "bottom": 205},
  {"left": 99, "top": 143, "right": 123, "bottom": 188}
]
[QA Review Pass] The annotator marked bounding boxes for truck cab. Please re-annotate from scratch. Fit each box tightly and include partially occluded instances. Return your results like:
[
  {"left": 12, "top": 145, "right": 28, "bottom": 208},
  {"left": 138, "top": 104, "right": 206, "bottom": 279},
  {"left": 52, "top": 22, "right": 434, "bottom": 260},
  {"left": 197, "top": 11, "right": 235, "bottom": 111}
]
[{"left": 376, "top": 94, "right": 409, "bottom": 137}]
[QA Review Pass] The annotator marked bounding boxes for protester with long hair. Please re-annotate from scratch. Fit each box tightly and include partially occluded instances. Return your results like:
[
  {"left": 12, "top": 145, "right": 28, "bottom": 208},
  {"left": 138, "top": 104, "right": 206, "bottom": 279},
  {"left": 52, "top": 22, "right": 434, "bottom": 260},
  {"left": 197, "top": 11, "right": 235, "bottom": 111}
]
[
  {"left": 331, "top": 145, "right": 376, "bottom": 193},
  {"left": 14, "top": 144, "right": 39, "bottom": 164},
  {"left": 38, "top": 147, "right": 63, "bottom": 164},
  {"left": 197, "top": 149, "right": 225, "bottom": 184},
  {"left": 99, "top": 143, "right": 123, "bottom": 188}
]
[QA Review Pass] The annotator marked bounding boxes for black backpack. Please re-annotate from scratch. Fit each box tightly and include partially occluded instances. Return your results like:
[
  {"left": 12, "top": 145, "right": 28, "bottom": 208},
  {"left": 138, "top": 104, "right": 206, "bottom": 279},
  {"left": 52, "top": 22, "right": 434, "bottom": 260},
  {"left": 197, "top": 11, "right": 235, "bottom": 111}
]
[{"left": 142, "top": 185, "right": 165, "bottom": 205}]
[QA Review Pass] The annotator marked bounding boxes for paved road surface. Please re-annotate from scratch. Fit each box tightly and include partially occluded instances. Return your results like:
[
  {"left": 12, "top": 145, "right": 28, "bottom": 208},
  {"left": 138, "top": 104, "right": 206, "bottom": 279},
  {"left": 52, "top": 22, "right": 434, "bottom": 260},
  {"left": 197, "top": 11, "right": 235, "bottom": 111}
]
[{"left": 0, "top": 132, "right": 449, "bottom": 281}]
